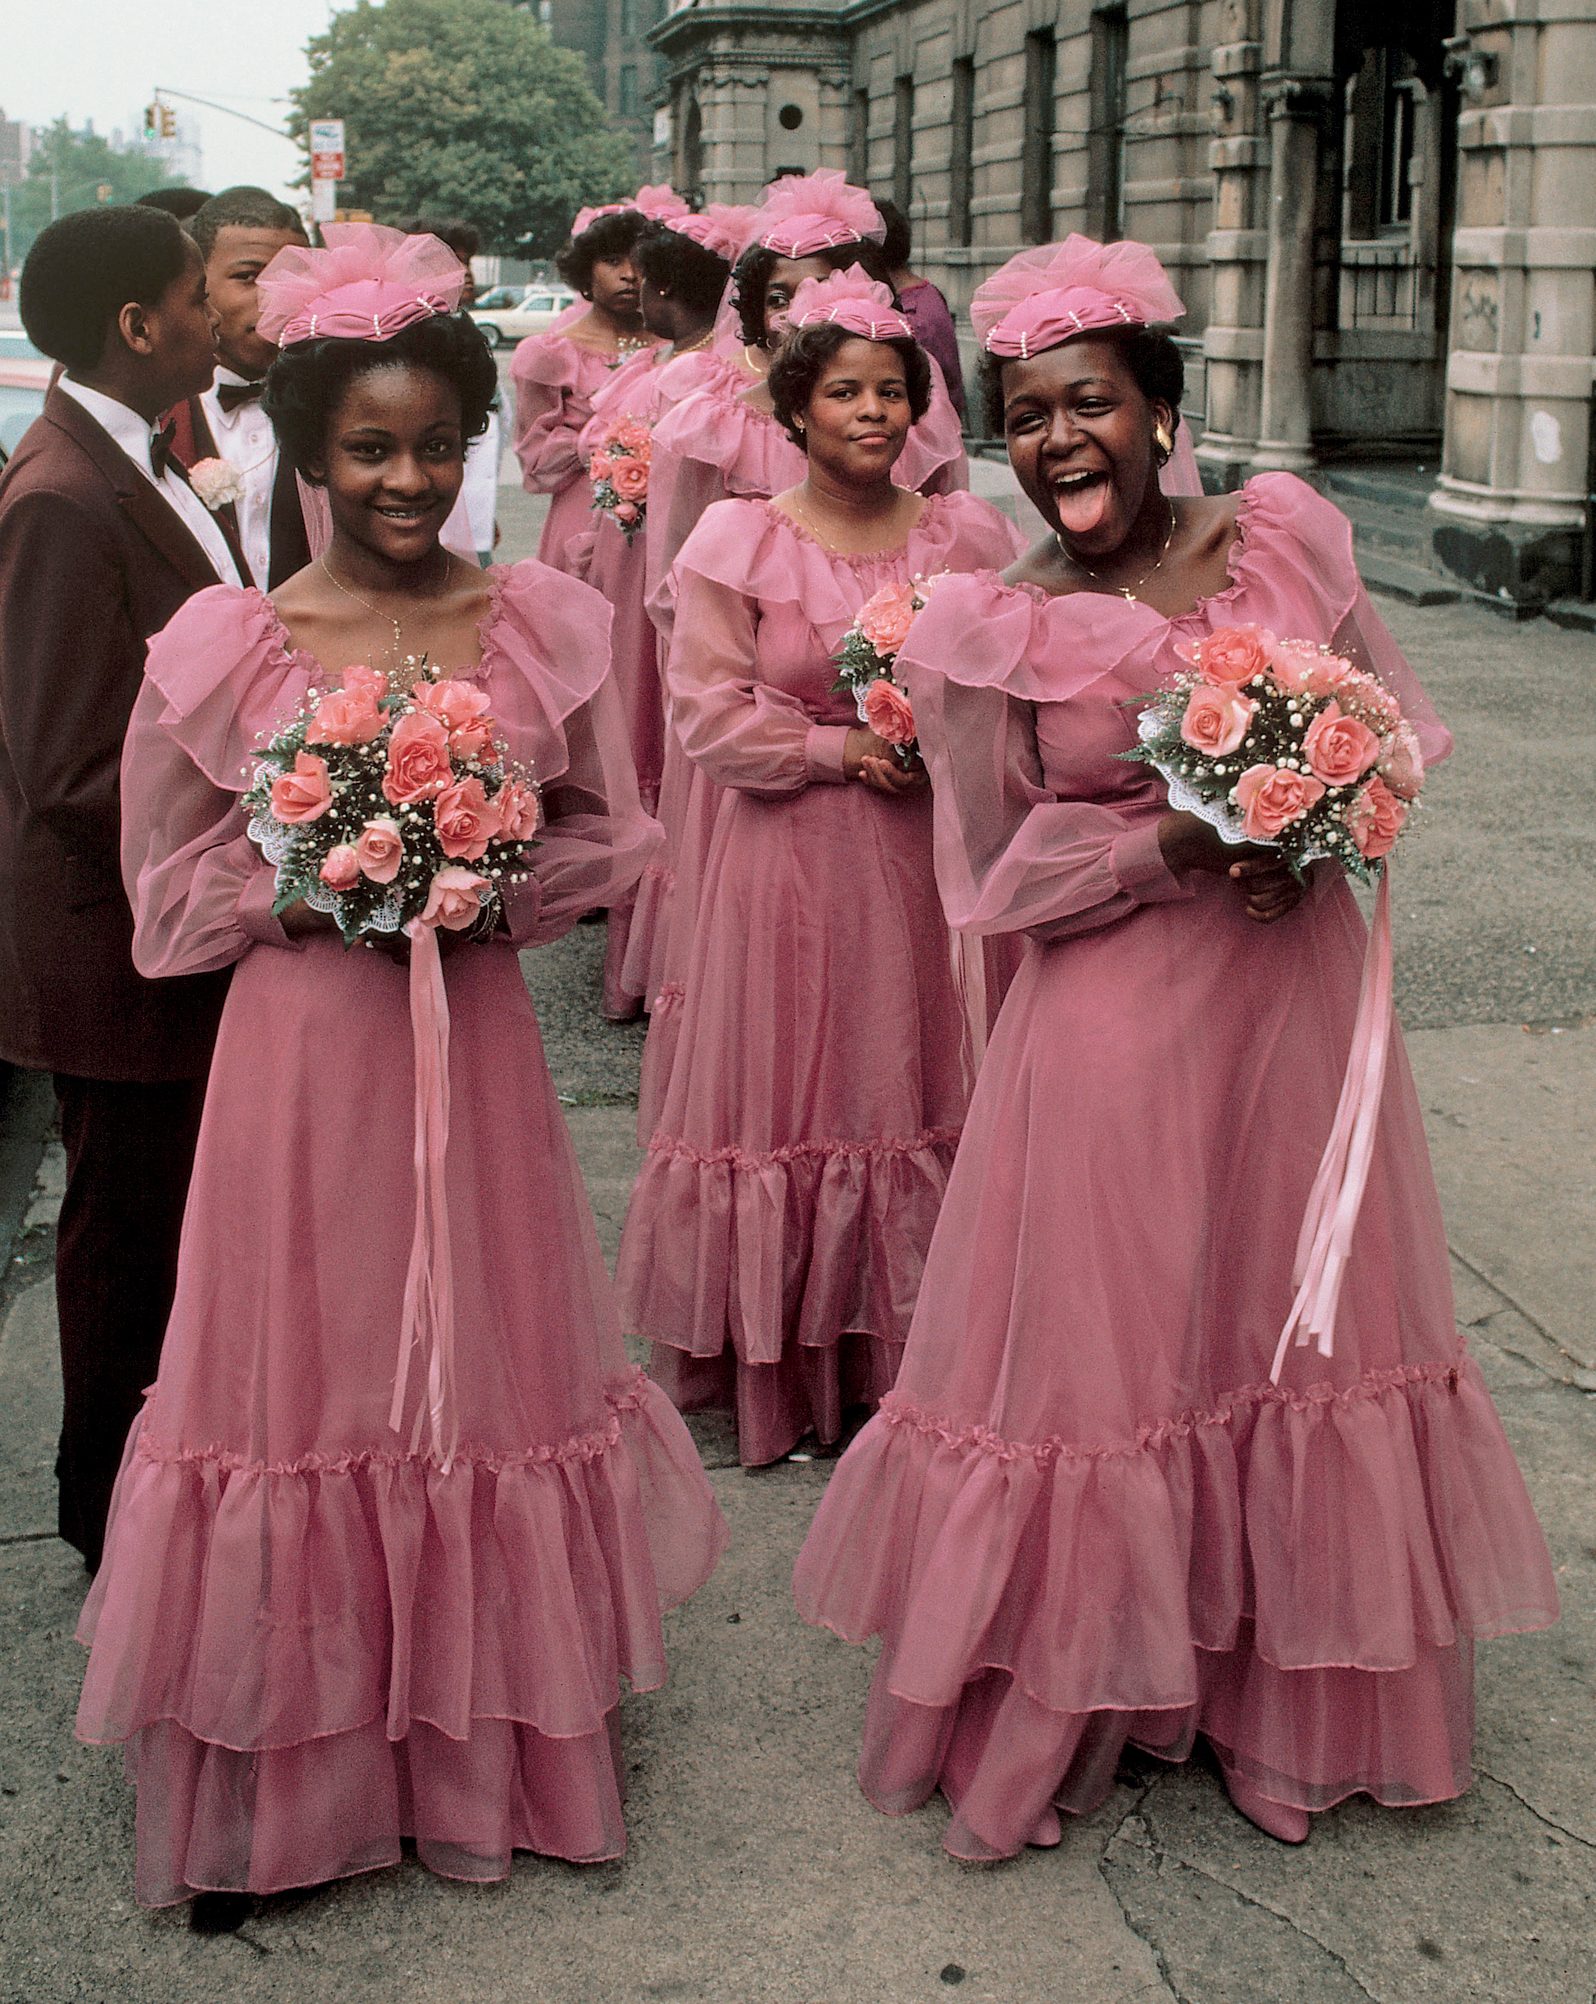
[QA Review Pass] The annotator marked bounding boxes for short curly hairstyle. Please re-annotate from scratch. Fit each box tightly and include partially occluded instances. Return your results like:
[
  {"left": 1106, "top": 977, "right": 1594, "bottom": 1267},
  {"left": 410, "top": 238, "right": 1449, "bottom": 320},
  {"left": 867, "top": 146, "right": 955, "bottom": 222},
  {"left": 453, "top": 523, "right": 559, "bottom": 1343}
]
[
  {"left": 631, "top": 221, "right": 733, "bottom": 318},
  {"left": 262, "top": 312, "right": 498, "bottom": 479},
  {"left": 978, "top": 326, "right": 1185, "bottom": 439},
  {"left": 555, "top": 210, "right": 650, "bottom": 297},
  {"left": 729, "top": 239, "right": 894, "bottom": 348},
  {"left": 768, "top": 320, "right": 933, "bottom": 452},
  {"left": 21, "top": 206, "right": 193, "bottom": 374}
]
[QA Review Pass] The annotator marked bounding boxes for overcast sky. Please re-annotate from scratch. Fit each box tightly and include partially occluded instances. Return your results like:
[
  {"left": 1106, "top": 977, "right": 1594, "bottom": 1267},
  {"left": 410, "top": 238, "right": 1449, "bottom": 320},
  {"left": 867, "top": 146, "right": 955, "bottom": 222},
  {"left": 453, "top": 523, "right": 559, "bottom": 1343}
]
[{"left": 7, "top": 0, "right": 337, "bottom": 204}]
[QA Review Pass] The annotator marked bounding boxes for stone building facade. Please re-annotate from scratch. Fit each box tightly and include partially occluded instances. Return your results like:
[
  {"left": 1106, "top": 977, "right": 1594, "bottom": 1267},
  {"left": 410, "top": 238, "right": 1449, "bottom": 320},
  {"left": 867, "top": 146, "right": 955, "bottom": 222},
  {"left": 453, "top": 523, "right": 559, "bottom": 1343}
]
[
  {"left": 542, "top": 0, "right": 666, "bottom": 177},
  {"left": 646, "top": 0, "right": 1595, "bottom": 604}
]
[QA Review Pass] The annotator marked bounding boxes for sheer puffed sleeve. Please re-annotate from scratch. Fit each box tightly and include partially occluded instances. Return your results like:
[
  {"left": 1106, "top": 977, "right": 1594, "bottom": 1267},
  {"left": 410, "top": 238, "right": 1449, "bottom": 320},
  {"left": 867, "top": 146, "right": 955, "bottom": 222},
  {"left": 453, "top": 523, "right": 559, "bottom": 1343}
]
[
  {"left": 665, "top": 502, "right": 854, "bottom": 797},
  {"left": 509, "top": 334, "right": 592, "bottom": 496},
  {"left": 123, "top": 586, "right": 314, "bottom": 979},
  {"left": 901, "top": 578, "right": 1192, "bottom": 942},
  {"left": 484, "top": 562, "right": 661, "bottom": 944}
]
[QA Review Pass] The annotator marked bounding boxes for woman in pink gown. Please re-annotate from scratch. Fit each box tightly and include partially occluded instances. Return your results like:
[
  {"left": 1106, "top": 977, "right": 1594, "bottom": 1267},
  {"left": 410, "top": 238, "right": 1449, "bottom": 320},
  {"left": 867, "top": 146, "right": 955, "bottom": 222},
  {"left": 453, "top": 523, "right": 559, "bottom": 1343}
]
[
  {"left": 569, "top": 206, "right": 751, "bottom": 1019},
  {"left": 793, "top": 237, "right": 1557, "bottom": 1856},
  {"left": 509, "top": 189, "right": 682, "bottom": 572},
  {"left": 616, "top": 272, "right": 1025, "bottom": 1469},
  {"left": 633, "top": 174, "right": 970, "bottom": 1135},
  {"left": 75, "top": 227, "right": 726, "bottom": 1915}
]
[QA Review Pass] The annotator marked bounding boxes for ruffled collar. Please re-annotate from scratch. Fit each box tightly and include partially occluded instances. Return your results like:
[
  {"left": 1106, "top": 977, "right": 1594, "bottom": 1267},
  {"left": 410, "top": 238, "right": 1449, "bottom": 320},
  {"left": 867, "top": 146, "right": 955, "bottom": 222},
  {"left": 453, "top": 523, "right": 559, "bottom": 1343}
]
[{"left": 254, "top": 569, "right": 503, "bottom": 686}]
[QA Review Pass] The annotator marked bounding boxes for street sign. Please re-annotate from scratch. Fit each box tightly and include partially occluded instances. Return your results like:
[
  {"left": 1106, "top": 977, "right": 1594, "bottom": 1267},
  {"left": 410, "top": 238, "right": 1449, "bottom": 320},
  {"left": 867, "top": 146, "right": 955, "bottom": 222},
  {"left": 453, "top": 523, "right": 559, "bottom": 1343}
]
[
  {"left": 309, "top": 119, "right": 345, "bottom": 184},
  {"left": 310, "top": 179, "right": 336, "bottom": 223}
]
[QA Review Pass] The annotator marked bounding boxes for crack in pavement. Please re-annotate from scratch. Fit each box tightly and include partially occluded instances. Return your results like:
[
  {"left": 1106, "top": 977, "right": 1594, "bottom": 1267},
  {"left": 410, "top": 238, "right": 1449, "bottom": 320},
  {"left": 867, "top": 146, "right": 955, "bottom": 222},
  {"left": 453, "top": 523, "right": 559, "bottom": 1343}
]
[
  {"left": 1100, "top": 1774, "right": 1390, "bottom": 2004},
  {"left": 1473, "top": 1764, "right": 1596, "bottom": 1851}
]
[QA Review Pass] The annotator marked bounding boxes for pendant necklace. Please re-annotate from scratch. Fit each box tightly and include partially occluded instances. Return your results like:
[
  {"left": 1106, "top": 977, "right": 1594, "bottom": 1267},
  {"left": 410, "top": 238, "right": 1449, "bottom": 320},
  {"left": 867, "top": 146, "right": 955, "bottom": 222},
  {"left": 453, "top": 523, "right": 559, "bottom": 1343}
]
[
  {"left": 320, "top": 550, "right": 458, "bottom": 689},
  {"left": 1058, "top": 501, "right": 1177, "bottom": 603}
]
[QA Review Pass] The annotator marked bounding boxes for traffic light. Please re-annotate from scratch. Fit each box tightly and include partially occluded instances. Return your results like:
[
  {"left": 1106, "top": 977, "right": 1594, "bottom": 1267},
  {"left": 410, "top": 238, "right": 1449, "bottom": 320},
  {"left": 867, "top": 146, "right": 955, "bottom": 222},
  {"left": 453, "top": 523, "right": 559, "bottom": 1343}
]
[
  {"left": 143, "top": 105, "right": 159, "bottom": 140},
  {"left": 160, "top": 106, "right": 177, "bottom": 139}
]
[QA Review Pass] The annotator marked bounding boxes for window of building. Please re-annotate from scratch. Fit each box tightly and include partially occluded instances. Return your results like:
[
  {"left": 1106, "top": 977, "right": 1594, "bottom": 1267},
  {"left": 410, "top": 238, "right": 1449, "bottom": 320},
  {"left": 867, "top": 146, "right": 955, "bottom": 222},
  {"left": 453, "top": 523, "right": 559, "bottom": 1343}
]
[
  {"left": 1344, "top": 48, "right": 1420, "bottom": 239},
  {"left": 950, "top": 56, "right": 974, "bottom": 249},
  {"left": 619, "top": 66, "right": 638, "bottom": 117},
  {"left": 893, "top": 75, "right": 914, "bottom": 215},
  {"left": 1021, "top": 30, "right": 1055, "bottom": 246},
  {"left": 620, "top": 0, "right": 638, "bottom": 37},
  {"left": 850, "top": 88, "right": 870, "bottom": 187},
  {"left": 1087, "top": 9, "right": 1128, "bottom": 243}
]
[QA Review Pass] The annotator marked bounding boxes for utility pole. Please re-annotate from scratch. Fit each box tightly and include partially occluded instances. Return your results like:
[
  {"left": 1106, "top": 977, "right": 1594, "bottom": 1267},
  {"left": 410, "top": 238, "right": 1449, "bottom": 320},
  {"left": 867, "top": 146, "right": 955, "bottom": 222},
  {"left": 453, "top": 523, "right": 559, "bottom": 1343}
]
[{"left": 50, "top": 164, "right": 58, "bottom": 221}]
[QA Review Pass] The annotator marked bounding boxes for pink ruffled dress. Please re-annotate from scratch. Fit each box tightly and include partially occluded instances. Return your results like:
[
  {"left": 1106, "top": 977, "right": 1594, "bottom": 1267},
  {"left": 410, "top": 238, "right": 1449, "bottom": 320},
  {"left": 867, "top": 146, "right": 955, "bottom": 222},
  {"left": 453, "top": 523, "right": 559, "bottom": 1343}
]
[
  {"left": 792, "top": 474, "right": 1558, "bottom": 1857},
  {"left": 631, "top": 361, "right": 973, "bottom": 1138},
  {"left": 570, "top": 344, "right": 727, "bottom": 1018},
  {"left": 614, "top": 492, "right": 1027, "bottom": 1468},
  {"left": 510, "top": 330, "right": 663, "bottom": 573},
  {"left": 76, "top": 564, "right": 728, "bottom": 1906}
]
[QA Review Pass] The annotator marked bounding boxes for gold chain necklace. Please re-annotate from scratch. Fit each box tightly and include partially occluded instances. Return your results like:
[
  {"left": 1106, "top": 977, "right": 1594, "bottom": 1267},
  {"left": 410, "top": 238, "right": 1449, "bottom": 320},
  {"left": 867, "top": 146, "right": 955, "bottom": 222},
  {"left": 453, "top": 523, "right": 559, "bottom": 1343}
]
[
  {"left": 319, "top": 551, "right": 458, "bottom": 687},
  {"left": 1057, "top": 501, "right": 1177, "bottom": 603}
]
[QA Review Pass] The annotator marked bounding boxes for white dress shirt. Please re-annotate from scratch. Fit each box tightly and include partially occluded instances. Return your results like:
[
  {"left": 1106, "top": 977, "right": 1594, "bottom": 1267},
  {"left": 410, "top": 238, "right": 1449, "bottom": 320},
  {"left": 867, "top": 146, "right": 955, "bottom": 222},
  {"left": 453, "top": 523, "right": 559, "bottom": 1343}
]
[
  {"left": 199, "top": 369, "right": 278, "bottom": 589},
  {"left": 59, "top": 377, "right": 243, "bottom": 587},
  {"left": 441, "top": 410, "right": 501, "bottom": 563}
]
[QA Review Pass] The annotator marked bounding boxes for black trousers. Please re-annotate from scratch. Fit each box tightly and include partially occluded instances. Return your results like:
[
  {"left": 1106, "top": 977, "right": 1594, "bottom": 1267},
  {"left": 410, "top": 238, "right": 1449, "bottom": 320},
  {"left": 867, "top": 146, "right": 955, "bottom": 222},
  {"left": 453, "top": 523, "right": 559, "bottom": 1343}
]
[{"left": 52, "top": 1073, "right": 207, "bottom": 1571}]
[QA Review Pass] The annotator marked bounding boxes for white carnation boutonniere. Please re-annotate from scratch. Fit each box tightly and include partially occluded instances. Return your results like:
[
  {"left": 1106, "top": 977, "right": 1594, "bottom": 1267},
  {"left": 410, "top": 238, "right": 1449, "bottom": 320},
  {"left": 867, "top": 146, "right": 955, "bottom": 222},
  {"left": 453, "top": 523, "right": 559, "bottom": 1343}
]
[{"left": 188, "top": 457, "right": 246, "bottom": 511}]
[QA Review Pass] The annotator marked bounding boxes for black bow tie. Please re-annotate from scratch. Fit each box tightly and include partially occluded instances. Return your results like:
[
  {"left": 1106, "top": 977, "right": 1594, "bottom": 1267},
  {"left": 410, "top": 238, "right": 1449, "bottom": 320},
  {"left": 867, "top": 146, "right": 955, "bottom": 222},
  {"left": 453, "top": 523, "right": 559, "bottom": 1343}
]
[
  {"left": 216, "top": 378, "right": 266, "bottom": 413},
  {"left": 149, "top": 419, "right": 178, "bottom": 479}
]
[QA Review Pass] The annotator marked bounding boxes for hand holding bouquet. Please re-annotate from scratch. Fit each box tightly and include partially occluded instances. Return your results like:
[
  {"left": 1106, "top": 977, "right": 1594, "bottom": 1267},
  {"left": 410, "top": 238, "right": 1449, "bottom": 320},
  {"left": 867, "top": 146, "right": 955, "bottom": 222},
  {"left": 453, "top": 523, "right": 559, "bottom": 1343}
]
[
  {"left": 588, "top": 413, "right": 653, "bottom": 542},
  {"left": 1125, "top": 623, "right": 1424, "bottom": 883},
  {"left": 831, "top": 575, "right": 947, "bottom": 770},
  {"left": 244, "top": 663, "right": 543, "bottom": 945}
]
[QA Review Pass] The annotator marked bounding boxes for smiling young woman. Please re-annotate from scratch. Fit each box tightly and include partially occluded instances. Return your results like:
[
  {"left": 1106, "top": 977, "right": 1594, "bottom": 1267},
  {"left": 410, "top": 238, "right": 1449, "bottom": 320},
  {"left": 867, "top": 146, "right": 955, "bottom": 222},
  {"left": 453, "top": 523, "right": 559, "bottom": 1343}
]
[
  {"left": 73, "top": 225, "right": 726, "bottom": 1921},
  {"left": 613, "top": 269, "right": 1025, "bottom": 1471},
  {"left": 795, "top": 235, "right": 1558, "bottom": 1856}
]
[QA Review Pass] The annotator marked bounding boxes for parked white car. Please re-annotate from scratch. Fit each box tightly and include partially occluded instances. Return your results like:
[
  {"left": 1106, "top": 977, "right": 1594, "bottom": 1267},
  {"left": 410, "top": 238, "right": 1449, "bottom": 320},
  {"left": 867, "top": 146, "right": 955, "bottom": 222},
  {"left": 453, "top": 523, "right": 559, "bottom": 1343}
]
[{"left": 469, "top": 285, "right": 579, "bottom": 348}]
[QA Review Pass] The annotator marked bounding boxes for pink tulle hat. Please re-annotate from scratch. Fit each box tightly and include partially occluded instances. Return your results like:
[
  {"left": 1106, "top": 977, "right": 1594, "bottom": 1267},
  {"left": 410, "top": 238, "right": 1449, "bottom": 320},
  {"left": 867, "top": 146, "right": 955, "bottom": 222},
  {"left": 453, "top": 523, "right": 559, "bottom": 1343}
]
[
  {"left": 970, "top": 236, "right": 1186, "bottom": 359},
  {"left": 790, "top": 265, "right": 913, "bottom": 342},
  {"left": 255, "top": 223, "right": 467, "bottom": 347},
  {"left": 570, "top": 184, "right": 690, "bottom": 238},
  {"left": 659, "top": 202, "right": 758, "bottom": 264},
  {"left": 747, "top": 171, "right": 886, "bottom": 259}
]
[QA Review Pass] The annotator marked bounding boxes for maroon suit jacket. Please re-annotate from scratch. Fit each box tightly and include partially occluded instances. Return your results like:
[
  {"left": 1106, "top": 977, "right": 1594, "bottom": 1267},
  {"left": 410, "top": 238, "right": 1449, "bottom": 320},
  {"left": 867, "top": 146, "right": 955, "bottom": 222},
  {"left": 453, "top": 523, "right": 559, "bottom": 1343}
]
[
  {"left": 0, "top": 385, "right": 230, "bottom": 1079},
  {"left": 167, "top": 392, "right": 312, "bottom": 589}
]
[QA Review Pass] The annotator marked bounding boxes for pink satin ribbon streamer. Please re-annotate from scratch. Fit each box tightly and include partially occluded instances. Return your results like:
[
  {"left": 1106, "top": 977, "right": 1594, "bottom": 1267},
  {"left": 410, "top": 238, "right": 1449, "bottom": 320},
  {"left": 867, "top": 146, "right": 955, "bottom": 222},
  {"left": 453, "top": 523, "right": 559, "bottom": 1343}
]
[
  {"left": 389, "top": 919, "right": 460, "bottom": 1468},
  {"left": 1270, "top": 867, "right": 1395, "bottom": 1385}
]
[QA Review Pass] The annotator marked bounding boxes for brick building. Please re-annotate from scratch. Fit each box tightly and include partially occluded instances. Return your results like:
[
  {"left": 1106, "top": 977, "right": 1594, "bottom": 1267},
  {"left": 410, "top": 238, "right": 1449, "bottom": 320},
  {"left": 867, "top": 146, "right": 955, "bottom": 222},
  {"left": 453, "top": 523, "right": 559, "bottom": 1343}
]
[{"left": 646, "top": 0, "right": 1595, "bottom": 607}]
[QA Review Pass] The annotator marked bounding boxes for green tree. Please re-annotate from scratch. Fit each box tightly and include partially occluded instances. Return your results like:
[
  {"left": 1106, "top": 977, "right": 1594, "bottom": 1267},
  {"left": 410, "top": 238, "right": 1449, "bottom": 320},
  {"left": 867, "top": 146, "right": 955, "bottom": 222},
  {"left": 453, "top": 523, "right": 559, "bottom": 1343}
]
[
  {"left": 8, "top": 120, "right": 184, "bottom": 270},
  {"left": 290, "top": 0, "right": 635, "bottom": 256}
]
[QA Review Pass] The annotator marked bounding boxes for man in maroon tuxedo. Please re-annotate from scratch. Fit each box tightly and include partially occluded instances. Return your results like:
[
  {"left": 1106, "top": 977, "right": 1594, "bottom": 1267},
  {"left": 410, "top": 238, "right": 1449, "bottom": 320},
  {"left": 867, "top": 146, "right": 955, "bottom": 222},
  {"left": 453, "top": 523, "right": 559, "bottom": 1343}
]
[
  {"left": 0, "top": 206, "right": 243, "bottom": 1569},
  {"left": 166, "top": 186, "right": 312, "bottom": 590}
]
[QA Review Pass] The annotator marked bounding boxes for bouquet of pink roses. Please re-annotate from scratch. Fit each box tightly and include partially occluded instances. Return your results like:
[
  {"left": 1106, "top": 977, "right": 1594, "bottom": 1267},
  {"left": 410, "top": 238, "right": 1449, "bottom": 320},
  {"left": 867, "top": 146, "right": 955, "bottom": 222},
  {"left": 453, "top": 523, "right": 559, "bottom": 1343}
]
[
  {"left": 1124, "top": 623, "right": 1424, "bottom": 884},
  {"left": 243, "top": 663, "right": 543, "bottom": 945},
  {"left": 588, "top": 413, "right": 652, "bottom": 543},
  {"left": 831, "top": 575, "right": 947, "bottom": 769}
]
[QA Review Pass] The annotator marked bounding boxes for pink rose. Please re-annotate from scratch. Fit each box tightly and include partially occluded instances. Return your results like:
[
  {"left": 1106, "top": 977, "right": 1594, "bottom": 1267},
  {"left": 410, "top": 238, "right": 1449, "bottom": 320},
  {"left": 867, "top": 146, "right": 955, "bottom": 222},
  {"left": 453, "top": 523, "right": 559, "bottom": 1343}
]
[
  {"left": 1264, "top": 637, "right": 1330, "bottom": 695},
  {"left": 589, "top": 453, "right": 613, "bottom": 486},
  {"left": 341, "top": 663, "right": 387, "bottom": 706},
  {"left": 857, "top": 582, "right": 918, "bottom": 658},
  {"left": 1301, "top": 700, "right": 1380, "bottom": 787},
  {"left": 1196, "top": 625, "right": 1274, "bottom": 686},
  {"left": 1376, "top": 722, "right": 1424, "bottom": 802},
  {"left": 861, "top": 677, "right": 916, "bottom": 746},
  {"left": 433, "top": 776, "right": 502, "bottom": 861},
  {"left": 493, "top": 778, "right": 543, "bottom": 842},
  {"left": 1338, "top": 669, "right": 1400, "bottom": 729},
  {"left": 1345, "top": 775, "right": 1407, "bottom": 860},
  {"left": 355, "top": 816, "right": 404, "bottom": 883},
  {"left": 608, "top": 455, "right": 648, "bottom": 501},
  {"left": 270, "top": 750, "right": 333, "bottom": 823},
  {"left": 1234, "top": 763, "right": 1327, "bottom": 840},
  {"left": 612, "top": 417, "right": 652, "bottom": 458},
  {"left": 381, "top": 710, "right": 453, "bottom": 805},
  {"left": 318, "top": 843, "right": 361, "bottom": 891},
  {"left": 422, "top": 865, "right": 491, "bottom": 931},
  {"left": 306, "top": 685, "right": 384, "bottom": 746},
  {"left": 1179, "top": 682, "right": 1256, "bottom": 758},
  {"left": 412, "top": 678, "right": 494, "bottom": 758}
]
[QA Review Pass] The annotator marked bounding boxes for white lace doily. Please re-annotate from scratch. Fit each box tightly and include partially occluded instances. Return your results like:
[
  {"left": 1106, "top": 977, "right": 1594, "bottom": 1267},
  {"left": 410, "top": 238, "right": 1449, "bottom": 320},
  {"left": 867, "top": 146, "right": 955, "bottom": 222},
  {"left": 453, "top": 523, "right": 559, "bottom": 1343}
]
[
  {"left": 247, "top": 791, "right": 404, "bottom": 935},
  {"left": 1136, "top": 709, "right": 1340, "bottom": 867}
]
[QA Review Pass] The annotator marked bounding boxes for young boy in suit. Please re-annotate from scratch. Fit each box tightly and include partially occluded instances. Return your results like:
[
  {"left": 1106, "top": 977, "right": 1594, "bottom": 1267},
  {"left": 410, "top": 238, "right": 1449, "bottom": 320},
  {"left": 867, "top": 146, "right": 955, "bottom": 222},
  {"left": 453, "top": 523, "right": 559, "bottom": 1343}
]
[
  {"left": 0, "top": 204, "right": 240, "bottom": 1570},
  {"left": 169, "top": 186, "right": 311, "bottom": 590}
]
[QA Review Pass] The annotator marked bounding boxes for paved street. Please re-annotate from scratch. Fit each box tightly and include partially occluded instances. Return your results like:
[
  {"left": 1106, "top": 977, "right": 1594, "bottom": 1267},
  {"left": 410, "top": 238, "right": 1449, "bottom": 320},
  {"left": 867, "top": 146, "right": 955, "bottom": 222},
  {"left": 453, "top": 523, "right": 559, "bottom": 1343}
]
[{"left": 0, "top": 440, "right": 1591, "bottom": 2000}]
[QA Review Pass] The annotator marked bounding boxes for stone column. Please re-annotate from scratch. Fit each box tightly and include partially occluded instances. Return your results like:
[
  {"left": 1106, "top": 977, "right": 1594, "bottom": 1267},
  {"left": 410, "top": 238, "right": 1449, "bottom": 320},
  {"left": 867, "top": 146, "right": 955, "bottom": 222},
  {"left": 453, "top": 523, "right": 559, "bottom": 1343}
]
[
  {"left": 1198, "top": 0, "right": 1270, "bottom": 493},
  {"left": 1429, "top": 0, "right": 1596, "bottom": 607},
  {"left": 1251, "top": 76, "right": 1333, "bottom": 472}
]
